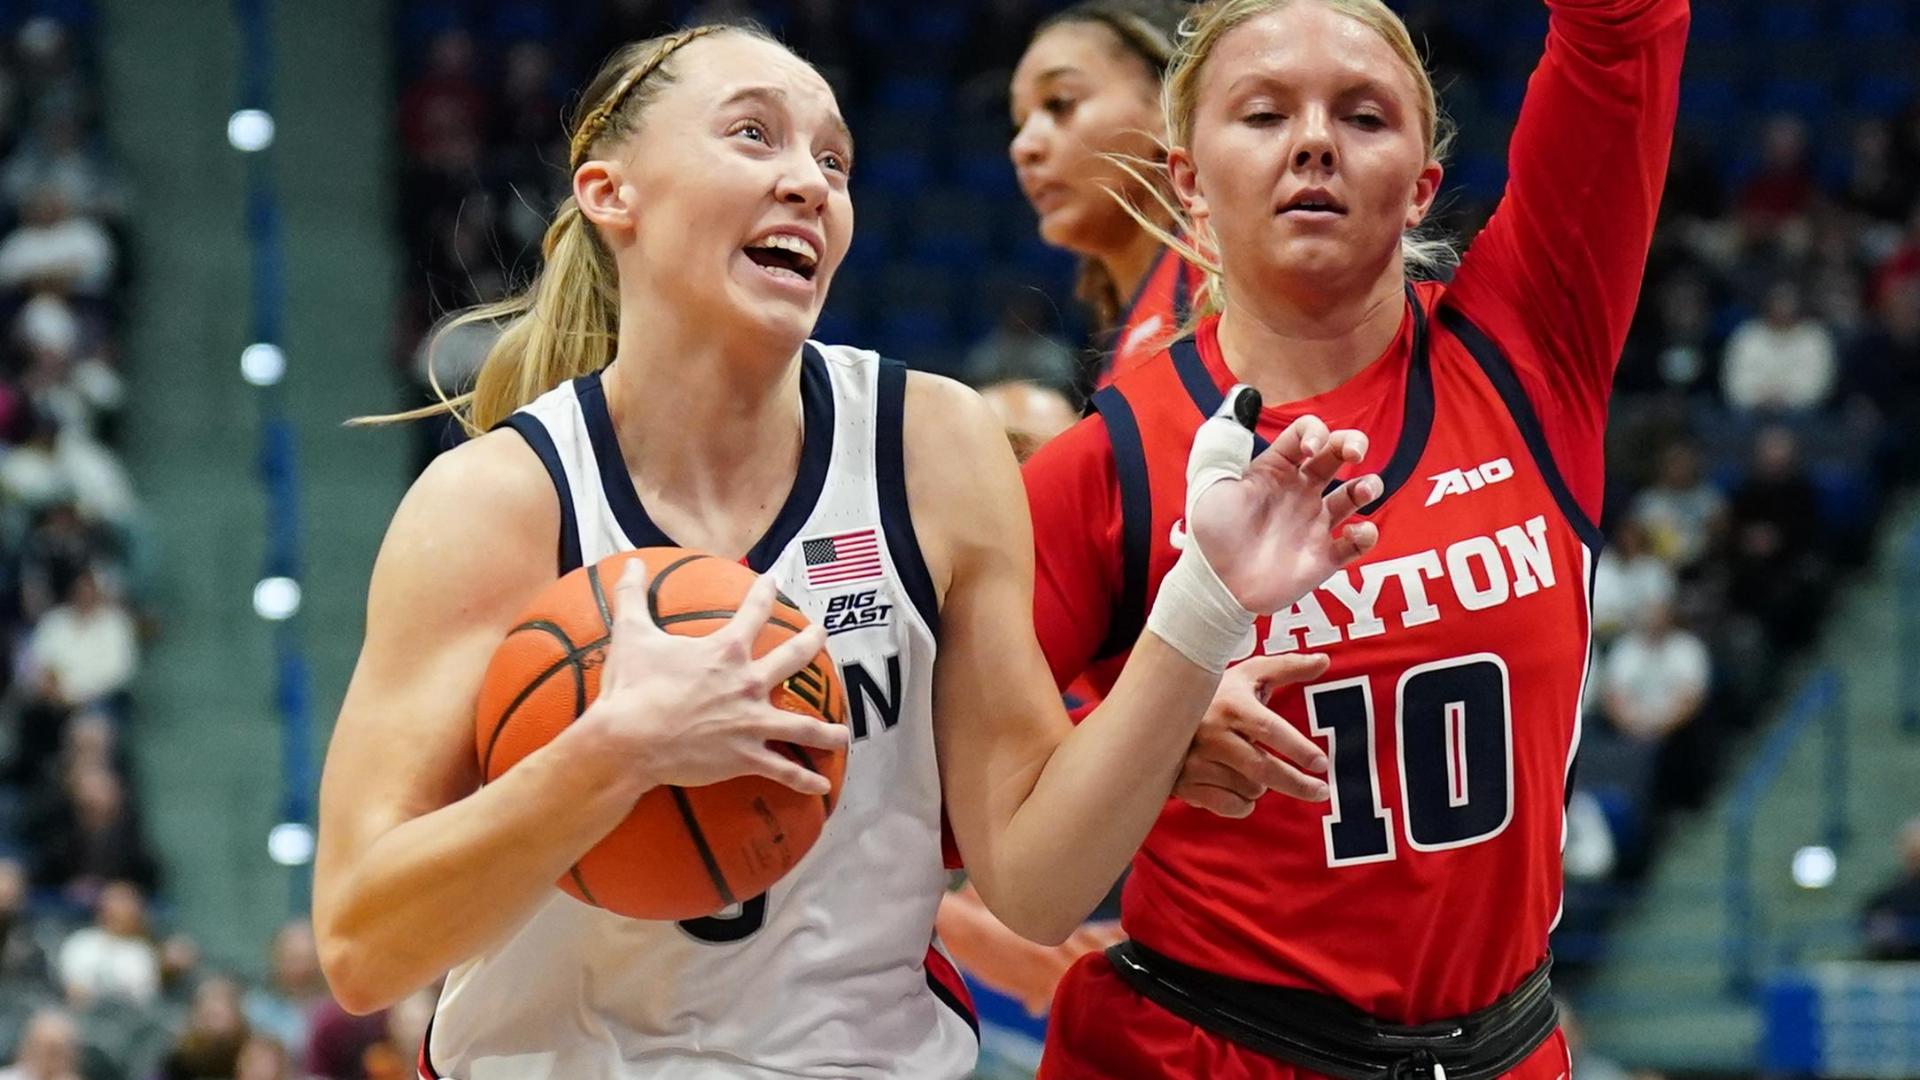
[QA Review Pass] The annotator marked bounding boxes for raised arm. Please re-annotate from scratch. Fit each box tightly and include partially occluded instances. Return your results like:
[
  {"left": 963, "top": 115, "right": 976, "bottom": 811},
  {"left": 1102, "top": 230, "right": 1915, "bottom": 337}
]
[
  {"left": 913, "top": 374, "right": 1377, "bottom": 942},
  {"left": 1447, "top": 0, "right": 1689, "bottom": 461}
]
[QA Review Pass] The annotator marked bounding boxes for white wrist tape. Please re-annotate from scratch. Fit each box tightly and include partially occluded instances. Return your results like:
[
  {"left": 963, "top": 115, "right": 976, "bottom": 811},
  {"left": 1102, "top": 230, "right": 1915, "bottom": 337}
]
[{"left": 1144, "top": 386, "right": 1261, "bottom": 673}]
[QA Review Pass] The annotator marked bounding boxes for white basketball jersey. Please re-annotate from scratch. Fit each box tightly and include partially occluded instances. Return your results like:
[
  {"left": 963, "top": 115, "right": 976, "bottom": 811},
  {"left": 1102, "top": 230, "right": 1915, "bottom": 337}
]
[{"left": 423, "top": 344, "right": 977, "bottom": 1080}]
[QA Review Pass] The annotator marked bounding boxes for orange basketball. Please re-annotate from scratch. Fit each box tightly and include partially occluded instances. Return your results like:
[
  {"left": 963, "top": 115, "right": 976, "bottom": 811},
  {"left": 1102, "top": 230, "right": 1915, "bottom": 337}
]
[{"left": 474, "top": 548, "right": 849, "bottom": 920}]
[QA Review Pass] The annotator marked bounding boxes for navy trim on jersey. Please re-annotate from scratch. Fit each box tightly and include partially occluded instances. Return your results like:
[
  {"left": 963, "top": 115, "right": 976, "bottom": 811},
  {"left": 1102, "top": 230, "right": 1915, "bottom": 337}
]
[
  {"left": 1090, "top": 386, "right": 1151, "bottom": 661},
  {"left": 573, "top": 346, "right": 837, "bottom": 573},
  {"left": 1364, "top": 283, "right": 1435, "bottom": 514},
  {"left": 498, "top": 413, "right": 584, "bottom": 575},
  {"left": 1436, "top": 305, "right": 1607, "bottom": 553},
  {"left": 1164, "top": 283, "right": 1434, "bottom": 515},
  {"left": 924, "top": 971, "right": 980, "bottom": 1040},
  {"left": 874, "top": 358, "right": 941, "bottom": 634}
]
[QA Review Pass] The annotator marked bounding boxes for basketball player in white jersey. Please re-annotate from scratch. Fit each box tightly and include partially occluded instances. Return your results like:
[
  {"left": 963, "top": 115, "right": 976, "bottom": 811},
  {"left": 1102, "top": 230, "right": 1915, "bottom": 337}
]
[{"left": 314, "top": 23, "right": 1382, "bottom": 1080}]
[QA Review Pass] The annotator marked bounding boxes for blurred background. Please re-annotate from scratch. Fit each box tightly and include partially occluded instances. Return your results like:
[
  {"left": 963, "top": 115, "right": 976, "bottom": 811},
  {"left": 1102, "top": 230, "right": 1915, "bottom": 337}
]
[{"left": 0, "top": 0, "right": 1904, "bottom": 1077}]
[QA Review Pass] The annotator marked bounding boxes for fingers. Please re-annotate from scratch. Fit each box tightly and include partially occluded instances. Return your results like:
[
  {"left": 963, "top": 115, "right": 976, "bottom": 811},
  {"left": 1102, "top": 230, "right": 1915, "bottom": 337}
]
[
  {"left": 1260, "top": 414, "right": 1330, "bottom": 470},
  {"left": 1180, "top": 754, "right": 1265, "bottom": 803},
  {"left": 1300, "top": 429, "right": 1368, "bottom": 488},
  {"left": 746, "top": 748, "right": 833, "bottom": 796},
  {"left": 1231, "top": 652, "right": 1331, "bottom": 692},
  {"left": 611, "top": 559, "right": 661, "bottom": 637},
  {"left": 1228, "top": 702, "right": 1329, "bottom": 775},
  {"left": 758, "top": 710, "right": 852, "bottom": 754},
  {"left": 751, "top": 623, "right": 829, "bottom": 690},
  {"left": 725, "top": 571, "right": 782, "bottom": 648},
  {"left": 1173, "top": 779, "right": 1256, "bottom": 819},
  {"left": 1322, "top": 473, "right": 1383, "bottom": 528},
  {"left": 1328, "top": 520, "right": 1381, "bottom": 566}
]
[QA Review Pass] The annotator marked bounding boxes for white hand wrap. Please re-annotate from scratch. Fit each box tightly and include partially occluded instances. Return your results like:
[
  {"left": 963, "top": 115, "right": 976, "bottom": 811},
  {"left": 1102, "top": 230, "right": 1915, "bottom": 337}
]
[{"left": 1144, "top": 386, "right": 1261, "bottom": 673}]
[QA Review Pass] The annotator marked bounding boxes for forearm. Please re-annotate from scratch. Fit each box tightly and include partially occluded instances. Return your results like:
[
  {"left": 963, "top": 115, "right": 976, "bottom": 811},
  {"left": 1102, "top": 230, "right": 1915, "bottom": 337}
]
[
  {"left": 317, "top": 717, "right": 648, "bottom": 1012},
  {"left": 977, "top": 631, "right": 1216, "bottom": 943}
]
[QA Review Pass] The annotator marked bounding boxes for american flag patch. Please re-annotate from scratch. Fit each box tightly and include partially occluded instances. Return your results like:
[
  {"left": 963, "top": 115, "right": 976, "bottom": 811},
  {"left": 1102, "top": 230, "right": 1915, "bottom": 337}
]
[{"left": 802, "top": 528, "right": 884, "bottom": 588}]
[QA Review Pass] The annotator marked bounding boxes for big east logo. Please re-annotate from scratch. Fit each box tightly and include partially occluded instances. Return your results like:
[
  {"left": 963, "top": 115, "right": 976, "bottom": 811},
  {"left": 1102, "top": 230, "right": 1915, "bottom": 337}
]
[{"left": 824, "top": 589, "right": 892, "bottom": 635}]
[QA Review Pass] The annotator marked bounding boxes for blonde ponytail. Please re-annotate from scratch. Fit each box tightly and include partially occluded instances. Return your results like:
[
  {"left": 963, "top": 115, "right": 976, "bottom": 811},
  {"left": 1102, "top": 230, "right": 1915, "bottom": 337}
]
[{"left": 359, "top": 21, "right": 774, "bottom": 436}]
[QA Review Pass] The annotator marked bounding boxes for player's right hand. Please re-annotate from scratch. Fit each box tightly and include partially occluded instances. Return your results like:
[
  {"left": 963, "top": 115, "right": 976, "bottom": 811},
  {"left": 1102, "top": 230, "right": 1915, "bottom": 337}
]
[
  {"left": 579, "top": 560, "right": 851, "bottom": 797},
  {"left": 1173, "top": 653, "right": 1332, "bottom": 818}
]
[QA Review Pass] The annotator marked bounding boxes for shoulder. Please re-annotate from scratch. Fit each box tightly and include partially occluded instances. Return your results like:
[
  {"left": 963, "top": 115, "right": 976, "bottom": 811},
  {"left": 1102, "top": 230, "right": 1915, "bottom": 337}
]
[
  {"left": 371, "top": 428, "right": 559, "bottom": 615},
  {"left": 898, "top": 372, "right": 1028, "bottom": 596}
]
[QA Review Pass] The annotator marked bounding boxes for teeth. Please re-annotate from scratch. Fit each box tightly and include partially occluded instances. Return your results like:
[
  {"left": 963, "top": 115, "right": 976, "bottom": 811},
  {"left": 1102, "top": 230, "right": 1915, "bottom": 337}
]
[{"left": 751, "top": 233, "right": 818, "bottom": 267}]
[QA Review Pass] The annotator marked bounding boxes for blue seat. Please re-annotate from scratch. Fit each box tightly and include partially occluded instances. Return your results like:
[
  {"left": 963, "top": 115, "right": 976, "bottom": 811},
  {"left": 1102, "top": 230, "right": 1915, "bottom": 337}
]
[
  {"left": 1760, "top": 78, "right": 1833, "bottom": 118},
  {"left": 1840, "top": 0, "right": 1911, "bottom": 41},
  {"left": 1689, "top": 1, "right": 1744, "bottom": 46},
  {"left": 1679, "top": 75, "right": 1743, "bottom": 127},
  {"left": 875, "top": 75, "right": 949, "bottom": 114},
  {"left": 1758, "top": 1, "right": 1824, "bottom": 41},
  {"left": 1854, "top": 72, "right": 1917, "bottom": 114}
]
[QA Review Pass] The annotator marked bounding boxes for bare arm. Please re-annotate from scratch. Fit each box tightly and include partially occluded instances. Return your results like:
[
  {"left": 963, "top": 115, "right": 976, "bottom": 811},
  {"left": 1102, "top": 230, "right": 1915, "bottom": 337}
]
[
  {"left": 315, "top": 431, "right": 845, "bottom": 1014},
  {"left": 313, "top": 433, "right": 653, "bottom": 1013},
  {"left": 916, "top": 376, "right": 1374, "bottom": 943}
]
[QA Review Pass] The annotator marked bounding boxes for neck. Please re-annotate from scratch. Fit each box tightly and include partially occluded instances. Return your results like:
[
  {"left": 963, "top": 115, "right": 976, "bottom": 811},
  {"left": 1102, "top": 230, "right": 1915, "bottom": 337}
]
[
  {"left": 1099, "top": 226, "right": 1169, "bottom": 317},
  {"left": 598, "top": 308, "right": 805, "bottom": 551},
  {"left": 1215, "top": 264, "right": 1408, "bottom": 405}
]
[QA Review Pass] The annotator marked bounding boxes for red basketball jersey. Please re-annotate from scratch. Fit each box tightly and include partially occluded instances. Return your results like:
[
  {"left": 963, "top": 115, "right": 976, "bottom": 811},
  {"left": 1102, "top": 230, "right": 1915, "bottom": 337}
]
[
  {"left": 1092, "top": 288, "right": 1598, "bottom": 1021},
  {"left": 1020, "top": 0, "right": 1685, "bottom": 1022},
  {"left": 1096, "top": 244, "right": 1208, "bottom": 389}
]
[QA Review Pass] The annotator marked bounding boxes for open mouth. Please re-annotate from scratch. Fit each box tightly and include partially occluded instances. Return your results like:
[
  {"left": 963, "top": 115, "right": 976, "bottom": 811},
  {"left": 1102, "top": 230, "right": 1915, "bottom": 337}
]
[
  {"left": 1279, "top": 189, "right": 1348, "bottom": 217},
  {"left": 744, "top": 233, "right": 820, "bottom": 282}
]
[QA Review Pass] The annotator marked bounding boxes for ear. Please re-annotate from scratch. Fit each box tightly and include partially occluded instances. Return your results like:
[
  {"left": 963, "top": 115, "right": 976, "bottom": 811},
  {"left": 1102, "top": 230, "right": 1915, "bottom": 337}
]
[
  {"left": 1167, "top": 145, "right": 1209, "bottom": 235},
  {"left": 1404, "top": 159, "right": 1444, "bottom": 230},
  {"left": 574, "top": 159, "right": 636, "bottom": 235}
]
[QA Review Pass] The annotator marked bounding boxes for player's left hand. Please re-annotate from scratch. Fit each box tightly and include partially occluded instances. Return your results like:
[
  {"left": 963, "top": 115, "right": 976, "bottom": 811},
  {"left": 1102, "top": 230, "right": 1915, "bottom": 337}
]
[
  {"left": 1187, "top": 398, "right": 1381, "bottom": 614},
  {"left": 1174, "top": 653, "right": 1332, "bottom": 818}
]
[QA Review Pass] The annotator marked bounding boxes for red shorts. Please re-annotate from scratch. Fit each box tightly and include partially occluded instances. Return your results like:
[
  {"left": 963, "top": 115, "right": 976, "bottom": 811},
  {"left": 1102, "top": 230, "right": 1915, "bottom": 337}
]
[{"left": 1038, "top": 952, "right": 1572, "bottom": 1080}]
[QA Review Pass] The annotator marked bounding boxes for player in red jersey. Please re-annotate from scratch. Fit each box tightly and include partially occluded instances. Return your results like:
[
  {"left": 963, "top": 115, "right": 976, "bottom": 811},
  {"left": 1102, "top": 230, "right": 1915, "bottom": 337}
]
[
  {"left": 1024, "top": 0, "right": 1688, "bottom": 1076},
  {"left": 1006, "top": 0, "right": 1207, "bottom": 394}
]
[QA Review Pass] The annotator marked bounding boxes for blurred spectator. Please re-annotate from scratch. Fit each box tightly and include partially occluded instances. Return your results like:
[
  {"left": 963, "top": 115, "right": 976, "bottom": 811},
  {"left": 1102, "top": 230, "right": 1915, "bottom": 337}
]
[
  {"left": 1721, "top": 280, "right": 1836, "bottom": 412},
  {"left": 1591, "top": 519, "right": 1675, "bottom": 643},
  {"left": 0, "top": 409, "right": 69, "bottom": 510},
  {"left": 1726, "top": 426, "right": 1829, "bottom": 646},
  {"left": 1629, "top": 441, "right": 1727, "bottom": 573},
  {"left": 1843, "top": 119, "right": 1914, "bottom": 224},
  {"left": 304, "top": 997, "right": 388, "bottom": 1080},
  {"left": 1, "top": 104, "right": 123, "bottom": 221},
  {"left": 0, "top": 1007, "right": 80, "bottom": 1080},
  {"left": 1558, "top": 1001, "right": 1632, "bottom": 1080},
  {"left": 157, "top": 932, "right": 202, "bottom": 1009},
  {"left": 361, "top": 988, "right": 437, "bottom": 1080},
  {"left": 1863, "top": 816, "right": 1920, "bottom": 961},
  {"left": 979, "top": 380, "right": 1077, "bottom": 464},
  {"left": 160, "top": 973, "right": 250, "bottom": 1080},
  {"left": 0, "top": 857, "right": 48, "bottom": 988},
  {"left": 15, "top": 19, "right": 86, "bottom": 125},
  {"left": 17, "top": 500, "right": 115, "bottom": 623},
  {"left": 55, "top": 880, "right": 157, "bottom": 1007},
  {"left": 0, "top": 186, "right": 113, "bottom": 296},
  {"left": 245, "top": 919, "right": 328, "bottom": 1064},
  {"left": 1621, "top": 268, "right": 1720, "bottom": 397},
  {"left": 1563, "top": 789, "right": 1618, "bottom": 882},
  {"left": 963, "top": 292, "right": 1077, "bottom": 390},
  {"left": 492, "top": 40, "right": 563, "bottom": 156},
  {"left": 34, "top": 765, "right": 160, "bottom": 900},
  {"left": 1739, "top": 114, "right": 1817, "bottom": 229},
  {"left": 1601, "top": 598, "right": 1710, "bottom": 747},
  {"left": 17, "top": 293, "right": 123, "bottom": 439},
  {"left": 399, "top": 30, "right": 489, "bottom": 165},
  {"left": 1847, "top": 279, "right": 1920, "bottom": 479},
  {"left": 22, "top": 564, "right": 136, "bottom": 712},
  {"left": 235, "top": 1034, "right": 295, "bottom": 1080}
]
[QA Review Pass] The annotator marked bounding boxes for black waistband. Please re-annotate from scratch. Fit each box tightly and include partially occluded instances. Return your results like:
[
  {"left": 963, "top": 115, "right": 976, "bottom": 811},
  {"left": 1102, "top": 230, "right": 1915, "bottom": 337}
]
[{"left": 1105, "top": 942, "right": 1558, "bottom": 1080}]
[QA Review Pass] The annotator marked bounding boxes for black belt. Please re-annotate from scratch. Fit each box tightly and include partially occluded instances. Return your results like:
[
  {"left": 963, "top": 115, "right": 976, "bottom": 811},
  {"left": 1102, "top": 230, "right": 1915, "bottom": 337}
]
[{"left": 1105, "top": 942, "right": 1558, "bottom": 1080}]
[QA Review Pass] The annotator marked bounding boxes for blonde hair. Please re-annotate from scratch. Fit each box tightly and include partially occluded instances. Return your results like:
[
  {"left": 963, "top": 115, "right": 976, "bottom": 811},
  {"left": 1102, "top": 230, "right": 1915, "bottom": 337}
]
[
  {"left": 364, "top": 22, "right": 778, "bottom": 436},
  {"left": 1125, "top": 0, "right": 1458, "bottom": 318}
]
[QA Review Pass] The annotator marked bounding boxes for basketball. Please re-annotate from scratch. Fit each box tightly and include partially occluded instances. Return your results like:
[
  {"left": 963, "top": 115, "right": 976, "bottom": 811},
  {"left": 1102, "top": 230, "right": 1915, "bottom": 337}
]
[{"left": 474, "top": 548, "right": 849, "bottom": 920}]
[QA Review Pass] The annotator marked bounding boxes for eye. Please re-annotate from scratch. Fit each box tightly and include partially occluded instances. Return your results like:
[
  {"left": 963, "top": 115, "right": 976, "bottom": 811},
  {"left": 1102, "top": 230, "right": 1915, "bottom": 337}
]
[
  {"left": 1349, "top": 113, "right": 1387, "bottom": 131},
  {"left": 730, "top": 119, "right": 770, "bottom": 144},
  {"left": 1044, "top": 95, "right": 1076, "bottom": 117},
  {"left": 820, "top": 150, "right": 851, "bottom": 175},
  {"left": 1243, "top": 111, "right": 1284, "bottom": 127}
]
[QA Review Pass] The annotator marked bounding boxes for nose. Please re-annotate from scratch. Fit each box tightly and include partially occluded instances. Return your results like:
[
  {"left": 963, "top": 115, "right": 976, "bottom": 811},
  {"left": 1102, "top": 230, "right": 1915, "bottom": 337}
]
[
  {"left": 1291, "top": 105, "right": 1337, "bottom": 174},
  {"left": 775, "top": 149, "right": 830, "bottom": 213},
  {"left": 1011, "top": 114, "right": 1047, "bottom": 169}
]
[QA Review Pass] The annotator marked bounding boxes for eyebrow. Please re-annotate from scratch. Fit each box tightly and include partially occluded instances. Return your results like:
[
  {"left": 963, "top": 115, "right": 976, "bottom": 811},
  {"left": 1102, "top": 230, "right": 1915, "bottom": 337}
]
[
  {"left": 720, "top": 85, "right": 855, "bottom": 154},
  {"left": 1222, "top": 71, "right": 1400, "bottom": 105}
]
